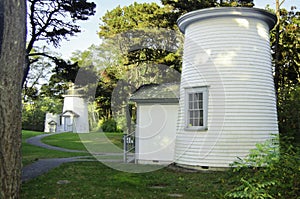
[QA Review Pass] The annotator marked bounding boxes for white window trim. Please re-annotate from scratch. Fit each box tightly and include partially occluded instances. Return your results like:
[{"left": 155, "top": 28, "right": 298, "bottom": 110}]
[{"left": 184, "top": 86, "right": 208, "bottom": 131}]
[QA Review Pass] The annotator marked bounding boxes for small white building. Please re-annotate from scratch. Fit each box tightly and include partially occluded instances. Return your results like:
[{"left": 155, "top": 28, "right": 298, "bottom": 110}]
[
  {"left": 44, "top": 85, "right": 89, "bottom": 133},
  {"left": 44, "top": 113, "right": 60, "bottom": 133},
  {"left": 129, "top": 83, "right": 180, "bottom": 165}
]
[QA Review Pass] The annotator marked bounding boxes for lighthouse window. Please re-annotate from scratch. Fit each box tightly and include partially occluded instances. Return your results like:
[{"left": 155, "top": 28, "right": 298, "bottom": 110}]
[{"left": 185, "top": 87, "right": 208, "bottom": 130}]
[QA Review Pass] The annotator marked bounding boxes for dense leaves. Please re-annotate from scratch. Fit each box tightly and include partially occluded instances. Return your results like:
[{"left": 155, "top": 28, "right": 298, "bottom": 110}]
[
  {"left": 273, "top": 7, "right": 300, "bottom": 91},
  {"left": 225, "top": 136, "right": 300, "bottom": 199},
  {"left": 271, "top": 7, "right": 300, "bottom": 144}
]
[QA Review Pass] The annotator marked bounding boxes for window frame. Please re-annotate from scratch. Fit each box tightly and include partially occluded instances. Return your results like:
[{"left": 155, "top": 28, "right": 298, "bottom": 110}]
[{"left": 184, "top": 86, "right": 208, "bottom": 131}]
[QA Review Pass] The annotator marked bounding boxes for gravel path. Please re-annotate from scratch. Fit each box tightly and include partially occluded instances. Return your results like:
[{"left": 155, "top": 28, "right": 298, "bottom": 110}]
[
  {"left": 22, "top": 156, "right": 88, "bottom": 182},
  {"left": 22, "top": 133, "right": 123, "bottom": 182}
]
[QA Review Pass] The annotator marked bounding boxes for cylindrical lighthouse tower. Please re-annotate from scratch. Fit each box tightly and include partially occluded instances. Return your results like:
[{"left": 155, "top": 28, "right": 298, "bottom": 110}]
[
  {"left": 62, "top": 84, "right": 89, "bottom": 133},
  {"left": 175, "top": 7, "right": 278, "bottom": 168}
]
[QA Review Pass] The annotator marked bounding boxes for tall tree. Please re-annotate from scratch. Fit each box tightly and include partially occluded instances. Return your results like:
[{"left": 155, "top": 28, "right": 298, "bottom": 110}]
[
  {"left": 161, "top": 0, "right": 253, "bottom": 25},
  {"left": 0, "top": 0, "right": 26, "bottom": 198},
  {"left": 24, "top": 0, "right": 96, "bottom": 87},
  {"left": 272, "top": 6, "right": 299, "bottom": 93},
  {"left": 271, "top": 5, "right": 300, "bottom": 143},
  {"left": 99, "top": 2, "right": 182, "bottom": 71}
]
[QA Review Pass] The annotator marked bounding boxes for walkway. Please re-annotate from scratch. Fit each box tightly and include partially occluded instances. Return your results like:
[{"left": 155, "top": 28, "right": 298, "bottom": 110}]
[{"left": 22, "top": 133, "right": 123, "bottom": 183}]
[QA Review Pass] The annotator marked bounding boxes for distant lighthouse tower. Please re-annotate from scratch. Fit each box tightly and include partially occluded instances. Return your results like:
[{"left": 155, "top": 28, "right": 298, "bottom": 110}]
[{"left": 61, "top": 83, "right": 89, "bottom": 133}]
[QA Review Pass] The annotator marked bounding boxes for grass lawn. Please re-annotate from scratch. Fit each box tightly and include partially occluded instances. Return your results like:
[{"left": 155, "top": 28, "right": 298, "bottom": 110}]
[
  {"left": 21, "top": 161, "right": 232, "bottom": 199},
  {"left": 22, "top": 130, "right": 88, "bottom": 166},
  {"left": 42, "top": 132, "right": 124, "bottom": 153},
  {"left": 22, "top": 130, "right": 233, "bottom": 198}
]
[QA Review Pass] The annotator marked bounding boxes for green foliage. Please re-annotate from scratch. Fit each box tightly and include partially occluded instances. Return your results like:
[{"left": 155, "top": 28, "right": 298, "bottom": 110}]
[
  {"left": 22, "top": 97, "right": 63, "bottom": 131},
  {"left": 272, "top": 6, "right": 300, "bottom": 92},
  {"left": 278, "top": 85, "right": 300, "bottom": 146},
  {"left": 22, "top": 103, "right": 46, "bottom": 132},
  {"left": 225, "top": 136, "right": 300, "bottom": 199},
  {"left": 101, "top": 118, "right": 118, "bottom": 132},
  {"left": 161, "top": 0, "right": 254, "bottom": 25},
  {"left": 231, "top": 136, "right": 279, "bottom": 169}
]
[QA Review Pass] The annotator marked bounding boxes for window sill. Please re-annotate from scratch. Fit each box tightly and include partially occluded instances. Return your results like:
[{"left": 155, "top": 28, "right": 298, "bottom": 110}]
[{"left": 184, "top": 127, "right": 208, "bottom": 131}]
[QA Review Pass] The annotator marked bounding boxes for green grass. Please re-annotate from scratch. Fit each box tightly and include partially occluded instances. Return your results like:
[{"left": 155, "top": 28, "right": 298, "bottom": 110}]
[
  {"left": 22, "top": 130, "right": 88, "bottom": 166},
  {"left": 42, "top": 132, "right": 124, "bottom": 153},
  {"left": 41, "top": 132, "right": 88, "bottom": 151},
  {"left": 22, "top": 130, "right": 233, "bottom": 198},
  {"left": 21, "top": 161, "right": 232, "bottom": 199}
]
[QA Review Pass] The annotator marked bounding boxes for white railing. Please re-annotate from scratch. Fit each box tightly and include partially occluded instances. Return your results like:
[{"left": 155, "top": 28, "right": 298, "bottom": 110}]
[{"left": 123, "top": 131, "right": 135, "bottom": 163}]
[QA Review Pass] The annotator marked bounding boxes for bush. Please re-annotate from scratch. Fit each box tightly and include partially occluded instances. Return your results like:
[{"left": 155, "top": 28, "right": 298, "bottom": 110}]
[
  {"left": 22, "top": 104, "right": 45, "bottom": 132},
  {"left": 225, "top": 136, "right": 300, "bottom": 199},
  {"left": 101, "top": 118, "right": 117, "bottom": 132}
]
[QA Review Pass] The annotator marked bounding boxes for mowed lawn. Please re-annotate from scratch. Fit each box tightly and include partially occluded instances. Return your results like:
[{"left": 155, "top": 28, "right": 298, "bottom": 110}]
[
  {"left": 22, "top": 130, "right": 233, "bottom": 198},
  {"left": 22, "top": 130, "right": 88, "bottom": 166},
  {"left": 41, "top": 132, "right": 124, "bottom": 153},
  {"left": 21, "top": 161, "right": 232, "bottom": 199}
]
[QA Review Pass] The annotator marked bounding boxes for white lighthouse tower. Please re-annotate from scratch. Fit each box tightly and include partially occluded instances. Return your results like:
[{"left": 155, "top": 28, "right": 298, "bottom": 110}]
[
  {"left": 175, "top": 7, "right": 278, "bottom": 169},
  {"left": 61, "top": 84, "right": 89, "bottom": 133}
]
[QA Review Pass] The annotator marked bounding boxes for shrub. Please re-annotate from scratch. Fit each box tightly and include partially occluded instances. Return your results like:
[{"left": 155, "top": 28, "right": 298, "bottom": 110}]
[
  {"left": 101, "top": 118, "right": 117, "bottom": 132},
  {"left": 225, "top": 135, "right": 300, "bottom": 199},
  {"left": 22, "top": 103, "right": 45, "bottom": 131}
]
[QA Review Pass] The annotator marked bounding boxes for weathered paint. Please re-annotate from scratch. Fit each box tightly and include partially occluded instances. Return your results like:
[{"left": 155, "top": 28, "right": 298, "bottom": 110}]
[{"left": 175, "top": 7, "right": 278, "bottom": 168}]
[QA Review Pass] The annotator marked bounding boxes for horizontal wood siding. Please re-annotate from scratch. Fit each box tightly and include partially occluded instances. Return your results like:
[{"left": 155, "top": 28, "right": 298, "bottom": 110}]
[{"left": 176, "top": 10, "right": 278, "bottom": 167}]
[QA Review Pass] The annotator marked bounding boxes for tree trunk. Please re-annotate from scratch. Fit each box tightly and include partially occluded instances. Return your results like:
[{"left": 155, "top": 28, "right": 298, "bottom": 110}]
[{"left": 0, "top": 0, "right": 26, "bottom": 198}]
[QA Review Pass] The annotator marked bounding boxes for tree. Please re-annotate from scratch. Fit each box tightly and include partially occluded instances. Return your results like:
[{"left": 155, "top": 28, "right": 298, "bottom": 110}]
[
  {"left": 272, "top": 6, "right": 299, "bottom": 93},
  {"left": 271, "top": 5, "right": 300, "bottom": 144},
  {"left": 0, "top": 0, "right": 26, "bottom": 198},
  {"left": 160, "top": 0, "right": 253, "bottom": 25},
  {"left": 99, "top": 2, "right": 182, "bottom": 71},
  {"left": 23, "top": 46, "right": 56, "bottom": 102},
  {"left": 24, "top": 0, "right": 96, "bottom": 87},
  {"left": 97, "top": 2, "right": 183, "bottom": 128}
]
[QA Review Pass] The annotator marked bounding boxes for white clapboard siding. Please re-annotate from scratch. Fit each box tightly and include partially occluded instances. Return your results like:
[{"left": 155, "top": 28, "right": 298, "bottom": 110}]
[{"left": 175, "top": 8, "right": 278, "bottom": 168}]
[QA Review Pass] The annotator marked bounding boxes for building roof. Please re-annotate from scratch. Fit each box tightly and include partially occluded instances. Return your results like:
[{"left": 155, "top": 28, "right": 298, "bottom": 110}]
[
  {"left": 48, "top": 120, "right": 57, "bottom": 125},
  {"left": 130, "top": 82, "right": 180, "bottom": 104},
  {"left": 61, "top": 110, "right": 79, "bottom": 117}
]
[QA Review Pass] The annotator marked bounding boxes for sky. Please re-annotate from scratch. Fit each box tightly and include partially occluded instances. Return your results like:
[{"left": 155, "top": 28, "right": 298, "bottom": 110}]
[{"left": 54, "top": 0, "right": 299, "bottom": 59}]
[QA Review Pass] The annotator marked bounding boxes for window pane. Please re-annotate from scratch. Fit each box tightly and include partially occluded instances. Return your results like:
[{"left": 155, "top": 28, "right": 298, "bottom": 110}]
[
  {"left": 186, "top": 89, "right": 207, "bottom": 128},
  {"left": 199, "top": 93, "right": 203, "bottom": 100},
  {"left": 199, "top": 100, "right": 203, "bottom": 109},
  {"left": 199, "top": 118, "right": 203, "bottom": 126},
  {"left": 190, "top": 111, "right": 194, "bottom": 119},
  {"left": 193, "top": 101, "right": 198, "bottom": 109},
  {"left": 194, "top": 93, "right": 199, "bottom": 100},
  {"left": 194, "top": 118, "right": 199, "bottom": 126},
  {"left": 194, "top": 110, "right": 199, "bottom": 117},
  {"left": 189, "top": 101, "right": 193, "bottom": 109},
  {"left": 189, "top": 119, "right": 193, "bottom": 126}
]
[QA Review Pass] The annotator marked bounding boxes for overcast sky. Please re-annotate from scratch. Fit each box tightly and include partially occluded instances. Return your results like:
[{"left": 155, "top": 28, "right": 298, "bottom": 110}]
[{"left": 53, "top": 0, "right": 299, "bottom": 59}]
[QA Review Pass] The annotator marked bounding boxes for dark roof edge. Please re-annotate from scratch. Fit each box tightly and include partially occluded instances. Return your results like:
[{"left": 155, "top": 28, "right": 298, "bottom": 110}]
[{"left": 130, "top": 98, "right": 179, "bottom": 104}]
